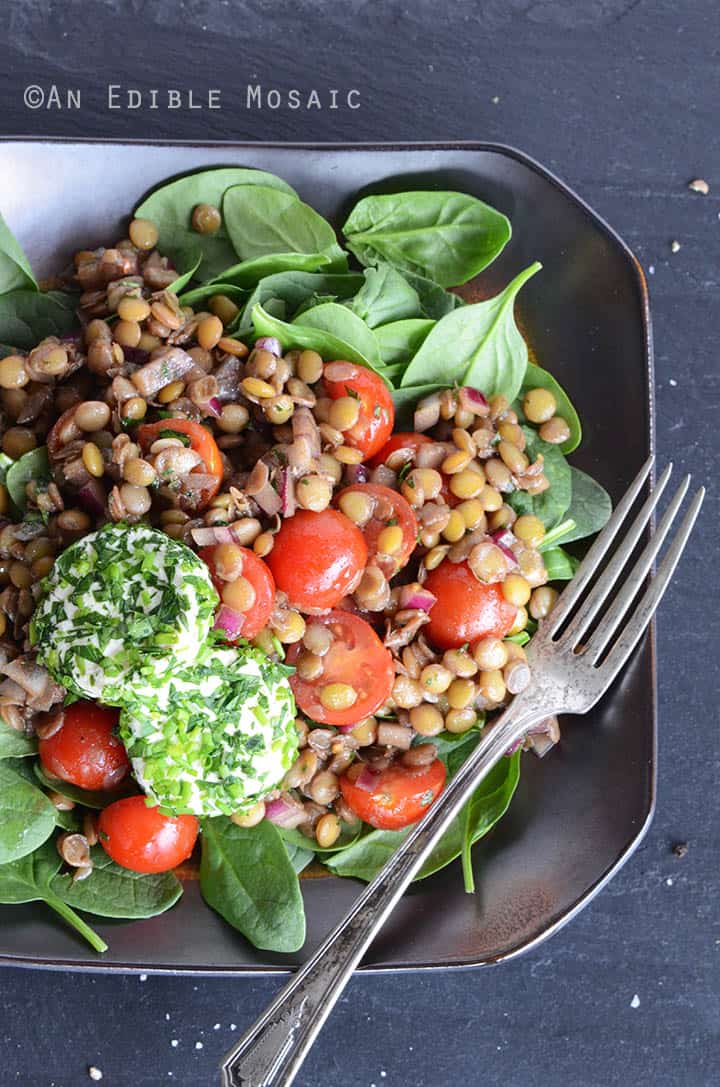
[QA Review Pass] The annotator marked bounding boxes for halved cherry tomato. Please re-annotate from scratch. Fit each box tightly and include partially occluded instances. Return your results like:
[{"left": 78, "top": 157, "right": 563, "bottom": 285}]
[
  {"left": 200, "top": 544, "right": 275, "bottom": 641},
  {"left": 286, "top": 610, "right": 394, "bottom": 726},
  {"left": 38, "top": 702, "right": 129, "bottom": 792},
  {"left": 340, "top": 758, "right": 446, "bottom": 830},
  {"left": 368, "top": 431, "right": 432, "bottom": 470},
  {"left": 138, "top": 418, "right": 223, "bottom": 512},
  {"left": 335, "top": 483, "right": 418, "bottom": 573},
  {"left": 323, "top": 362, "right": 394, "bottom": 460},
  {"left": 98, "top": 796, "right": 198, "bottom": 874},
  {"left": 423, "top": 560, "right": 518, "bottom": 650},
  {"left": 266, "top": 508, "right": 368, "bottom": 611}
]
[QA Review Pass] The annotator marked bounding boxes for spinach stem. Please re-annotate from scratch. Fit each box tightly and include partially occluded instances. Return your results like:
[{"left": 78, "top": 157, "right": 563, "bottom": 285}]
[{"left": 45, "top": 893, "right": 108, "bottom": 953}]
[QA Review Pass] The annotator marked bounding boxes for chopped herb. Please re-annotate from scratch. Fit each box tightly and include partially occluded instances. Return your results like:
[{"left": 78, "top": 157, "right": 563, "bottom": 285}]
[
  {"left": 344, "top": 385, "right": 360, "bottom": 400},
  {"left": 158, "top": 428, "right": 192, "bottom": 447}
]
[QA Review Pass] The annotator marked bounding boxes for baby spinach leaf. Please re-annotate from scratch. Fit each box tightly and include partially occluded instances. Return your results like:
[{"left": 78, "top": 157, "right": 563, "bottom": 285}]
[
  {"left": 401, "top": 263, "right": 541, "bottom": 402},
  {"left": 177, "top": 282, "right": 247, "bottom": 309},
  {"left": 134, "top": 167, "right": 296, "bottom": 282},
  {"left": 224, "top": 185, "right": 342, "bottom": 270},
  {"left": 250, "top": 303, "right": 380, "bottom": 373},
  {"left": 33, "top": 762, "right": 137, "bottom": 810},
  {"left": 237, "top": 270, "right": 364, "bottom": 331},
  {"left": 517, "top": 363, "right": 582, "bottom": 454},
  {"left": 211, "top": 252, "right": 333, "bottom": 291},
  {"left": 400, "top": 271, "right": 465, "bottom": 319},
  {"left": 0, "top": 838, "right": 107, "bottom": 952},
  {"left": 0, "top": 452, "right": 13, "bottom": 482},
  {"left": 5, "top": 446, "right": 50, "bottom": 512},
  {"left": 507, "top": 427, "right": 573, "bottom": 529},
  {"left": 0, "top": 289, "right": 79, "bottom": 350},
  {"left": 50, "top": 846, "right": 182, "bottom": 919},
  {"left": 545, "top": 467, "right": 613, "bottom": 545},
  {"left": 375, "top": 318, "right": 435, "bottom": 369},
  {"left": 343, "top": 190, "right": 511, "bottom": 287},
  {"left": 283, "top": 839, "right": 314, "bottom": 875},
  {"left": 348, "top": 264, "right": 423, "bottom": 328},
  {"left": 542, "top": 546, "right": 580, "bottom": 581},
  {"left": 0, "top": 762, "right": 57, "bottom": 863},
  {"left": 0, "top": 717, "right": 38, "bottom": 759},
  {"left": 0, "top": 212, "right": 37, "bottom": 294},
  {"left": 200, "top": 817, "right": 305, "bottom": 953},
  {"left": 166, "top": 249, "right": 202, "bottom": 295},
  {"left": 277, "top": 822, "right": 360, "bottom": 855},
  {"left": 293, "top": 302, "right": 382, "bottom": 368}
]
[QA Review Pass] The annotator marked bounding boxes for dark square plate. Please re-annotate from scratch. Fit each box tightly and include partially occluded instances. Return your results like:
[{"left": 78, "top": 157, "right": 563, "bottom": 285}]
[{"left": 0, "top": 141, "right": 654, "bottom": 974}]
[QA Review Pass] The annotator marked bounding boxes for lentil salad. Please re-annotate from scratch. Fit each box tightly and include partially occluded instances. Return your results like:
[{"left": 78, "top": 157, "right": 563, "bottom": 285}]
[{"left": 0, "top": 169, "right": 612, "bottom": 953}]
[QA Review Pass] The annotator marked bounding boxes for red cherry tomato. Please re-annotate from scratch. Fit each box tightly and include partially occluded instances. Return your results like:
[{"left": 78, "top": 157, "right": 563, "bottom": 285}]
[
  {"left": 266, "top": 509, "right": 368, "bottom": 611},
  {"left": 335, "top": 483, "right": 418, "bottom": 573},
  {"left": 340, "top": 759, "right": 446, "bottom": 830},
  {"left": 200, "top": 544, "right": 275, "bottom": 641},
  {"left": 286, "top": 610, "right": 395, "bottom": 726},
  {"left": 38, "top": 702, "right": 129, "bottom": 792},
  {"left": 368, "top": 431, "right": 432, "bottom": 469},
  {"left": 138, "top": 418, "right": 223, "bottom": 512},
  {"left": 423, "top": 560, "right": 518, "bottom": 650},
  {"left": 323, "top": 362, "right": 394, "bottom": 460},
  {"left": 98, "top": 797, "right": 198, "bottom": 874}
]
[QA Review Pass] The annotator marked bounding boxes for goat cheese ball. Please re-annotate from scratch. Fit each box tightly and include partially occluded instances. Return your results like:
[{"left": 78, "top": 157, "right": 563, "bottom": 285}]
[
  {"left": 30, "top": 522, "right": 218, "bottom": 704},
  {"left": 119, "top": 644, "right": 298, "bottom": 817}
]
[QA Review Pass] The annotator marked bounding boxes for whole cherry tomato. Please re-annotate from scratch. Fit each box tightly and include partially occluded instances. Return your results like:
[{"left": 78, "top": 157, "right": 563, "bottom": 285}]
[
  {"left": 285, "top": 610, "right": 394, "bottom": 726},
  {"left": 98, "top": 797, "right": 198, "bottom": 874},
  {"left": 423, "top": 560, "right": 518, "bottom": 650},
  {"left": 266, "top": 509, "right": 368, "bottom": 611},
  {"left": 340, "top": 758, "right": 446, "bottom": 830},
  {"left": 324, "top": 362, "right": 394, "bottom": 460},
  {"left": 38, "top": 702, "right": 129, "bottom": 792}
]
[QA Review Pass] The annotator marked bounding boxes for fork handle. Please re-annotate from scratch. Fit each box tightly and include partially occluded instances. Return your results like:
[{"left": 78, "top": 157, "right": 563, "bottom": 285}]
[{"left": 220, "top": 697, "right": 540, "bottom": 1087}]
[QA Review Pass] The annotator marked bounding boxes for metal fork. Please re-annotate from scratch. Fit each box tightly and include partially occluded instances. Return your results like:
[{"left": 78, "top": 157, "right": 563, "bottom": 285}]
[{"left": 220, "top": 457, "right": 704, "bottom": 1087}]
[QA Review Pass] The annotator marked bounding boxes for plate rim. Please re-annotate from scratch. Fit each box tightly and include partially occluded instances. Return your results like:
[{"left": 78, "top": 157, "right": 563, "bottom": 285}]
[{"left": 0, "top": 138, "right": 656, "bottom": 975}]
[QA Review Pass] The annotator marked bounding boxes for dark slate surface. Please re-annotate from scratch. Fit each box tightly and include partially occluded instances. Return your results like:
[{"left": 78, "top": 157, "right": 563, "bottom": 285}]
[{"left": 1, "top": 1, "right": 718, "bottom": 1084}]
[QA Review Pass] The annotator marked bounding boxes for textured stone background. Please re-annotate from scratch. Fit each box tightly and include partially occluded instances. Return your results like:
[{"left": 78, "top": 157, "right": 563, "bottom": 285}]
[{"left": 0, "top": 1, "right": 718, "bottom": 1084}]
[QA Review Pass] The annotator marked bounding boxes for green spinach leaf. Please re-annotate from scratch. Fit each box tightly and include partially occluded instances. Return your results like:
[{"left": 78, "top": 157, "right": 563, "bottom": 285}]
[
  {"left": 348, "top": 264, "right": 423, "bottom": 328},
  {"left": 517, "top": 362, "right": 582, "bottom": 454},
  {"left": 0, "top": 838, "right": 107, "bottom": 952},
  {"left": 237, "top": 270, "right": 364, "bottom": 332},
  {"left": 200, "top": 817, "right": 305, "bottom": 953},
  {"left": 401, "top": 263, "right": 541, "bottom": 402},
  {"left": 400, "top": 271, "right": 465, "bottom": 319},
  {"left": 0, "top": 290, "right": 79, "bottom": 350},
  {"left": 375, "top": 318, "right": 435, "bottom": 369},
  {"left": 212, "top": 252, "right": 333, "bottom": 292},
  {"left": 293, "top": 302, "right": 381, "bottom": 368},
  {"left": 50, "top": 846, "right": 182, "bottom": 919},
  {"left": 0, "top": 718, "right": 38, "bottom": 759},
  {"left": 544, "top": 467, "right": 613, "bottom": 544},
  {"left": 251, "top": 303, "right": 380, "bottom": 373},
  {"left": 542, "top": 546, "right": 579, "bottom": 581},
  {"left": 177, "top": 282, "right": 247, "bottom": 309},
  {"left": 134, "top": 167, "right": 296, "bottom": 281},
  {"left": 277, "top": 823, "right": 360, "bottom": 855},
  {"left": 343, "top": 190, "right": 511, "bottom": 287},
  {"left": 224, "top": 185, "right": 343, "bottom": 270},
  {"left": 283, "top": 840, "right": 315, "bottom": 875},
  {"left": 507, "top": 427, "right": 573, "bottom": 528},
  {"left": 0, "top": 762, "right": 57, "bottom": 863},
  {"left": 4, "top": 446, "right": 50, "bottom": 512},
  {"left": 0, "top": 212, "right": 37, "bottom": 294},
  {"left": 33, "top": 762, "right": 137, "bottom": 810}
]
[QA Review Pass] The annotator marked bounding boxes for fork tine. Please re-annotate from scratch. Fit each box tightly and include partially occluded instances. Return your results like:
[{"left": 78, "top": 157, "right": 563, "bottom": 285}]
[
  {"left": 597, "top": 487, "right": 705, "bottom": 684},
  {"left": 581, "top": 474, "right": 690, "bottom": 662},
  {"left": 543, "top": 455, "right": 655, "bottom": 636}
]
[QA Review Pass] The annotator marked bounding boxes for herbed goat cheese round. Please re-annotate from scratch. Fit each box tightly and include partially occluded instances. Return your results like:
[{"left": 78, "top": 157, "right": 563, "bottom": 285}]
[
  {"left": 29, "top": 522, "right": 218, "bottom": 704},
  {"left": 118, "top": 644, "right": 298, "bottom": 817}
]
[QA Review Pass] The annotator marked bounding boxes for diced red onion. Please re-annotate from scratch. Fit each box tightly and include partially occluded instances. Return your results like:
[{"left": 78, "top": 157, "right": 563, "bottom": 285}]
[
  {"left": 76, "top": 480, "right": 106, "bottom": 516},
  {"left": 343, "top": 463, "right": 369, "bottom": 485},
  {"left": 254, "top": 336, "right": 282, "bottom": 357},
  {"left": 323, "top": 361, "right": 355, "bottom": 382},
  {"left": 490, "top": 528, "right": 519, "bottom": 567},
  {"left": 60, "top": 332, "right": 82, "bottom": 346},
  {"left": 399, "top": 585, "right": 437, "bottom": 612},
  {"left": 264, "top": 795, "right": 307, "bottom": 829},
  {"left": 121, "top": 347, "right": 150, "bottom": 367},
  {"left": 208, "top": 396, "right": 222, "bottom": 417},
  {"left": 458, "top": 386, "right": 489, "bottom": 414},
  {"left": 213, "top": 605, "right": 245, "bottom": 641},
  {"left": 278, "top": 467, "right": 296, "bottom": 518},
  {"left": 191, "top": 525, "right": 235, "bottom": 547},
  {"left": 354, "top": 765, "right": 382, "bottom": 792}
]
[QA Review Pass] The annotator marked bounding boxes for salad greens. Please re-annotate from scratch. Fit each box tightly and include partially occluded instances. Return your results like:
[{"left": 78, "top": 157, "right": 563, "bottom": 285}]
[{"left": 0, "top": 164, "right": 614, "bottom": 957}]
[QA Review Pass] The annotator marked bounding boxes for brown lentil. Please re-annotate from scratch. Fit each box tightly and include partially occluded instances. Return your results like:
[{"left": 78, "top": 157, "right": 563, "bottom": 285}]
[
  {"left": 128, "top": 219, "right": 159, "bottom": 249},
  {"left": 316, "top": 812, "right": 341, "bottom": 848},
  {"left": 192, "top": 203, "right": 222, "bottom": 234},
  {"left": 539, "top": 416, "right": 571, "bottom": 445},
  {"left": 82, "top": 442, "right": 105, "bottom": 478}
]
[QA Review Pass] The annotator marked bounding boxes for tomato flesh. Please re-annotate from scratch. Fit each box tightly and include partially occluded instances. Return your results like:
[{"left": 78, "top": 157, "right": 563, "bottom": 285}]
[
  {"left": 98, "top": 796, "right": 198, "bottom": 873},
  {"left": 286, "top": 610, "right": 394, "bottom": 726},
  {"left": 340, "top": 759, "right": 446, "bottom": 830},
  {"left": 138, "top": 418, "right": 223, "bottom": 512},
  {"left": 38, "top": 702, "right": 129, "bottom": 792},
  {"left": 200, "top": 545, "right": 275, "bottom": 641},
  {"left": 324, "top": 363, "right": 394, "bottom": 460},
  {"left": 266, "top": 508, "right": 368, "bottom": 611},
  {"left": 368, "top": 431, "right": 432, "bottom": 469},
  {"left": 335, "top": 483, "right": 418, "bottom": 573},
  {"left": 423, "top": 560, "right": 518, "bottom": 650}
]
